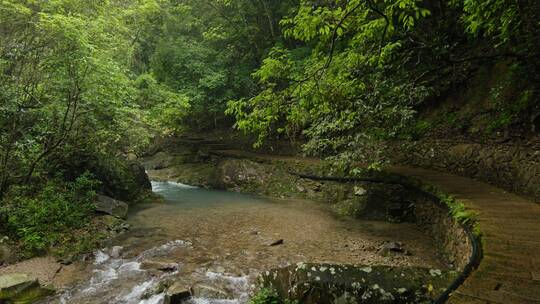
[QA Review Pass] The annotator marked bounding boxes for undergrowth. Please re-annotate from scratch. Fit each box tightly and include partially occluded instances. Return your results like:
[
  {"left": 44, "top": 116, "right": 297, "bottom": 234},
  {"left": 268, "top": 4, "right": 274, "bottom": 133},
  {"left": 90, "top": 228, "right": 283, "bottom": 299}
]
[
  {"left": 0, "top": 172, "right": 100, "bottom": 257},
  {"left": 250, "top": 288, "right": 298, "bottom": 304},
  {"left": 420, "top": 183, "right": 482, "bottom": 238}
]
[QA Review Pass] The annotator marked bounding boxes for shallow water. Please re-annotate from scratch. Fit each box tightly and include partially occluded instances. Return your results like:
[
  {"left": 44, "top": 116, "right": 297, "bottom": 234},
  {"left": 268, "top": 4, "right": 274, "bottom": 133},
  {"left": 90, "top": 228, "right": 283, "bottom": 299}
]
[
  {"left": 46, "top": 181, "right": 444, "bottom": 304},
  {"left": 149, "top": 181, "right": 272, "bottom": 208}
]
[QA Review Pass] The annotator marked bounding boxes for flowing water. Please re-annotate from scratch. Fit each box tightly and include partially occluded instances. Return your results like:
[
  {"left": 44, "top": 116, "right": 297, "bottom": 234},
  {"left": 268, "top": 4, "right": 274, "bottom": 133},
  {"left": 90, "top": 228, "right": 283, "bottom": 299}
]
[{"left": 45, "top": 181, "right": 444, "bottom": 304}]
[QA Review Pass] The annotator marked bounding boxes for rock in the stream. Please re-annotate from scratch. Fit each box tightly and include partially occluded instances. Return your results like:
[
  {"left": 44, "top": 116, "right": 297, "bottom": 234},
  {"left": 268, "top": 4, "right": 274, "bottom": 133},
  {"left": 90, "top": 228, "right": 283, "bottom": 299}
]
[
  {"left": 140, "top": 260, "right": 179, "bottom": 272},
  {"left": 166, "top": 282, "right": 193, "bottom": 304},
  {"left": 378, "top": 241, "right": 405, "bottom": 256},
  {"left": 95, "top": 194, "right": 129, "bottom": 219},
  {"left": 0, "top": 273, "right": 54, "bottom": 304},
  {"left": 269, "top": 239, "right": 284, "bottom": 246},
  {"left": 191, "top": 283, "right": 231, "bottom": 299}
]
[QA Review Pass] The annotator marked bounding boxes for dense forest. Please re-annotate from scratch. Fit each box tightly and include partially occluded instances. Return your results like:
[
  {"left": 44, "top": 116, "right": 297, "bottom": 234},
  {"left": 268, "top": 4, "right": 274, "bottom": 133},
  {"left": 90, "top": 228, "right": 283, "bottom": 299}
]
[{"left": 1, "top": 0, "right": 539, "bottom": 266}]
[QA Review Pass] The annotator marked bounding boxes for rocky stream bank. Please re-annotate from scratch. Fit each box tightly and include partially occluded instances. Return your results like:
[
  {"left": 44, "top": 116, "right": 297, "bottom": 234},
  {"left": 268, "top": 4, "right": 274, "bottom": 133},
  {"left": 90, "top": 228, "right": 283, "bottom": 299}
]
[
  {"left": 0, "top": 135, "right": 482, "bottom": 304},
  {"left": 135, "top": 136, "right": 478, "bottom": 303}
]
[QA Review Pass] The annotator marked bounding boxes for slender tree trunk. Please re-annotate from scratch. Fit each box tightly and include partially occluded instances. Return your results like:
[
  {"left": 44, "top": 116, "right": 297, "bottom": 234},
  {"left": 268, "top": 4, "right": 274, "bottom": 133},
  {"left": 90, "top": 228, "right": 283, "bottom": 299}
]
[{"left": 259, "top": 0, "right": 276, "bottom": 40}]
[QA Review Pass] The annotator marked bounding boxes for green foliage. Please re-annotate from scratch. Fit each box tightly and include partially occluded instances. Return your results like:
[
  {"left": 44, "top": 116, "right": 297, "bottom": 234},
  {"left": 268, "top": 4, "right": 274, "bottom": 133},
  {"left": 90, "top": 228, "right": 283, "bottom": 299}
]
[
  {"left": 485, "top": 65, "right": 535, "bottom": 133},
  {"left": 1, "top": 173, "right": 99, "bottom": 255},
  {"left": 135, "top": 73, "right": 190, "bottom": 134},
  {"left": 457, "top": 0, "right": 539, "bottom": 50},
  {"left": 0, "top": 0, "right": 159, "bottom": 255},
  {"left": 131, "top": 0, "right": 295, "bottom": 131},
  {"left": 2, "top": 0, "right": 538, "bottom": 259},
  {"left": 420, "top": 183, "right": 480, "bottom": 237},
  {"left": 0, "top": 0, "right": 150, "bottom": 198},
  {"left": 454, "top": 0, "right": 540, "bottom": 89},
  {"left": 227, "top": 0, "right": 436, "bottom": 156},
  {"left": 225, "top": 0, "right": 539, "bottom": 160},
  {"left": 250, "top": 288, "right": 298, "bottom": 304}
]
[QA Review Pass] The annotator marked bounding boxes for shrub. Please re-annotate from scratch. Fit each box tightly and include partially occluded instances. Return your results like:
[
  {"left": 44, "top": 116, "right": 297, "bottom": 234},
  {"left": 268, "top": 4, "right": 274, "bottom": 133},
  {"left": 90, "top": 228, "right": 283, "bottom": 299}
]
[
  {"left": 250, "top": 288, "right": 298, "bottom": 304},
  {"left": 1, "top": 173, "right": 99, "bottom": 256}
]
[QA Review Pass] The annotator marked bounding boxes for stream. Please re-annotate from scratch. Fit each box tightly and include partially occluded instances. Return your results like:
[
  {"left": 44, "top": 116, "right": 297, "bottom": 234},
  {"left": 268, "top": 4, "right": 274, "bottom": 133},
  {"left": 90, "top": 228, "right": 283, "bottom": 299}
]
[{"left": 46, "top": 181, "right": 444, "bottom": 304}]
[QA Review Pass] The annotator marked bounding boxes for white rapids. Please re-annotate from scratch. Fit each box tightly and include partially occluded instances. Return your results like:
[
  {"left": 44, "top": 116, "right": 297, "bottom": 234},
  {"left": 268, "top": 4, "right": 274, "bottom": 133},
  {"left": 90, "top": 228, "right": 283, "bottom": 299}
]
[{"left": 48, "top": 239, "right": 251, "bottom": 304}]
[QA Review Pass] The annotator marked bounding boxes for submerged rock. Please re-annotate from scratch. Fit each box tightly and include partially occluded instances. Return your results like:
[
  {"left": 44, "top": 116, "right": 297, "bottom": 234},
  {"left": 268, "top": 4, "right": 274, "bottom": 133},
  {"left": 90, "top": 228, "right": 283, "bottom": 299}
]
[
  {"left": 269, "top": 239, "right": 284, "bottom": 246},
  {"left": 377, "top": 242, "right": 406, "bottom": 256},
  {"left": 0, "top": 273, "right": 54, "bottom": 304},
  {"left": 140, "top": 260, "right": 179, "bottom": 272},
  {"left": 257, "top": 263, "right": 457, "bottom": 304},
  {"left": 95, "top": 194, "right": 129, "bottom": 219}
]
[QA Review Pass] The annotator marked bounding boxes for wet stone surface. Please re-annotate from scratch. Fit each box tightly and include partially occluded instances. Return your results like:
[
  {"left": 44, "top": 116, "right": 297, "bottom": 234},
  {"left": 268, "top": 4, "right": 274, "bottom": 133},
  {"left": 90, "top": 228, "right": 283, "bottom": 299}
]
[{"left": 258, "top": 263, "right": 458, "bottom": 304}]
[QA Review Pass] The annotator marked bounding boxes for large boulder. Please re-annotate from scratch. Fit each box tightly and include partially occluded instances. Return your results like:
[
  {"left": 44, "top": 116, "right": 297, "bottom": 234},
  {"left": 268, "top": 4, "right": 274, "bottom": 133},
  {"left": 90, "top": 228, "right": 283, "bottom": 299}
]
[
  {"left": 257, "top": 263, "right": 456, "bottom": 304},
  {"left": 95, "top": 195, "right": 129, "bottom": 219},
  {"left": 0, "top": 273, "right": 54, "bottom": 304},
  {"left": 129, "top": 161, "right": 152, "bottom": 190}
]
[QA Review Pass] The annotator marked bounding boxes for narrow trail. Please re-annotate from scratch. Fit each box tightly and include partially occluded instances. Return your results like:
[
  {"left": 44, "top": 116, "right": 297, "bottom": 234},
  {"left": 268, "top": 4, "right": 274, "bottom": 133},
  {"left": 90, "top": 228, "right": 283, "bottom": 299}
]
[{"left": 389, "top": 166, "right": 540, "bottom": 304}]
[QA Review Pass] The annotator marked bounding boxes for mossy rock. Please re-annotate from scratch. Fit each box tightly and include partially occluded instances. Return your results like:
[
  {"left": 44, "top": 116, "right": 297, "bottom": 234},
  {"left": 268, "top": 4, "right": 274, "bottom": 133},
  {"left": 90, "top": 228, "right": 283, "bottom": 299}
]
[
  {"left": 257, "top": 263, "right": 457, "bottom": 304},
  {"left": 0, "top": 274, "right": 54, "bottom": 304},
  {"left": 333, "top": 197, "right": 368, "bottom": 218}
]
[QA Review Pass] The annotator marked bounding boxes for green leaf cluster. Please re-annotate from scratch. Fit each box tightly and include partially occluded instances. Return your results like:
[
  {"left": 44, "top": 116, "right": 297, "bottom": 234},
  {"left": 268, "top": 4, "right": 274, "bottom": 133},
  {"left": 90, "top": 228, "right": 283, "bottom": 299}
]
[{"left": 1, "top": 172, "right": 99, "bottom": 256}]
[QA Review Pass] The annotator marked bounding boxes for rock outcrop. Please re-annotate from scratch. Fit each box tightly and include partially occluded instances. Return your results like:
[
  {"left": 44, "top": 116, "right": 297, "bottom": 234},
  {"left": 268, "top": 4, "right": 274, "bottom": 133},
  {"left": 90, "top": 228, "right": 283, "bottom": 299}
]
[
  {"left": 258, "top": 263, "right": 456, "bottom": 304},
  {"left": 129, "top": 161, "right": 152, "bottom": 190},
  {"left": 95, "top": 195, "right": 129, "bottom": 219}
]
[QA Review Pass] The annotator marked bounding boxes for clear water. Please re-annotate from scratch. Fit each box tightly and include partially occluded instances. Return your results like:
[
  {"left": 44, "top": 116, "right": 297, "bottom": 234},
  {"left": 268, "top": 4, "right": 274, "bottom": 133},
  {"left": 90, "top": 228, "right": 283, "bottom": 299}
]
[
  {"left": 48, "top": 182, "right": 266, "bottom": 304},
  {"left": 45, "top": 180, "right": 443, "bottom": 304},
  {"left": 149, "top": 181, "right": 271, "bottom": 208}
]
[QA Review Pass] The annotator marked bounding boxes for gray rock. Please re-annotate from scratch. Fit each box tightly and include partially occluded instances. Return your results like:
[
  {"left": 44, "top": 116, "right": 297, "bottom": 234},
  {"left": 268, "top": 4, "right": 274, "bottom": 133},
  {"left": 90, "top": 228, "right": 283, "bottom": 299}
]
[
  {"left": 143, "top": 151, "right": 174, "bottom": 170},
  {"left": 191, "top": 284, "right": 231, "bottom": 299},
  {"left": 129, "top": 161, "right": 152, "bottom": 190},
  {"left": 0, "top": 237, "right": 16, "bottom": 265},
  {"left": 354, "top": 186, "right": 367, "bottom": 196},
  {"left": 0, "top": 273, "right": 54, "bottom": 303},
  {"left": 377, "top": 241, "right": 404, "bottom": 256},
  {"left": 140, "top": 260, "right": 179, "bottom": 272},
  {"left": 258, "top": 263, "right": 456, "bottom": 304},
  {"left": 167, "top": 282, "right": 192, "bottom": 304},
  {"left": 218, "top": 159, "right": 270, "bottom": 189},
  {"left": 127, "top": 153, "right": 138, "bottom": 161},
  {"left": 95, "top": 195, "right": 129, "bottom": 219}
]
